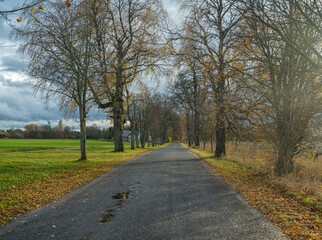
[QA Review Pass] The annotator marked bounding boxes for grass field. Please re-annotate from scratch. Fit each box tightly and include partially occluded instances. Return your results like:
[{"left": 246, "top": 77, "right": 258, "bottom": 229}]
[
  {"left": 0, "top": 139, "right": 164, "bottom": 225},
  {"left": 0, "top": 139, "right": 95, "bottom": 152}
]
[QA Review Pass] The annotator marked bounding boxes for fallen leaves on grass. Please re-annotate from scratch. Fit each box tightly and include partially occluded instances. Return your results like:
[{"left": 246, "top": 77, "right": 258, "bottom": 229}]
[{"left": 0, "top": 164, "right": 113, "bottom": 225}]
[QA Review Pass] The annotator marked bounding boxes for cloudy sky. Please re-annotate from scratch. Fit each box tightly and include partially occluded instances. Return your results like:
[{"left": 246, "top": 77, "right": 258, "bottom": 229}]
[{"left": 0, "top": 0, "right": 180, "bottom": 130}]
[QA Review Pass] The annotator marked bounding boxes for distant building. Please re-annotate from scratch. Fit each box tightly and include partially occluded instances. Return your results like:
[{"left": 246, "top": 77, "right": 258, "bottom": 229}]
[
  {"left": 0, "top": 134, "right": 7, "bottom": 139},
  {"left": 0, "top": 130, "right": 9, "bottom": 139},
  {"left": 123, "top": 130, "right": 131, "bottom": 142}
]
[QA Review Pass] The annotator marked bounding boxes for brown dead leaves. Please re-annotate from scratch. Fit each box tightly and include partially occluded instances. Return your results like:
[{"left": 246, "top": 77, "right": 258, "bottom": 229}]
[
  {"left": 203, "top": 158, "right": 322, "bottom": 240},
  {"left": 0, "top": 163, "right": 117, "bottom": 226}
]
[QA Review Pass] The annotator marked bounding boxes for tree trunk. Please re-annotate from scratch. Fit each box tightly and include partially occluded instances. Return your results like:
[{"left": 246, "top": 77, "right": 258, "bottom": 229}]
[
  {"left": 130, "top": 121, "right": 135, "bottom": 150},
  {"left": 135, "top": 128, "right": 140, "bottom": 148},
  {"left": 214, "top": 80, "right": 226, "bottom": 157},
  {"left": 151, "top": 135, "right": 155, "bottom": 147},
  {"left": 211, "top": 2, "right": 227, "bottom": 157},
  {"left": 211, "top": 134, "right": 213, "bottom": 152},
  {"left": 275, "top": 108, "right": 295, "bottom": 175},
  {"left": 79, "top": 110, "right": 87, "bottom": 160},
  {"left": 194, "top": 112, "right": 200, "bottom": 147},
  {"left": 187, "top": 111, "right": 192, "bottom": 147},
  {"left": 162, "top": 129, "right": 167, "bottom": 144},
  {"left": 215, "top": 117, "right": 226, "bottom": 157},
  {"left": 275, "top": 141, "right": 294, "bottom": 175},
  {"left": 113, "top": 100, "right": 124, "bottom": 152},
  {"left": 160, "top": 134, "right": 164, "bottom": 145},
  {"left": 275, "top": 94, "right": 295, "bottom": 175},
  {"left": 140, "top": 133, "right": 145, "bottom": 148},
  {"left": 214, "top": 22, "right": 226, "bottom": 157},
  {"left": 192, "top": 67, "right": 200, "bottom": 147}
]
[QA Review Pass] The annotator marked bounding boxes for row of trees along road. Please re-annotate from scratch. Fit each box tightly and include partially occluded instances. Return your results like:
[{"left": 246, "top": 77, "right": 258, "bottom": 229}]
[
  {"left": 170, "top": 0, "right": 321, "bottom": 175},
  {"left": 5, "top": 0, "right": 321, "bottom": 175},
  {"left": 126, "top": 90, "right": 181, "bottom": 150},
  {"left": 13, "top": 0, "right": 167, "bottom": 160}
]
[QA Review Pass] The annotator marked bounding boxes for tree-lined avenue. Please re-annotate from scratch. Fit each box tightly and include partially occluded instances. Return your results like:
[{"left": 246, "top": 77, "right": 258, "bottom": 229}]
[{"left": 0, "top": 143, "right": 286, "bottom": 239}]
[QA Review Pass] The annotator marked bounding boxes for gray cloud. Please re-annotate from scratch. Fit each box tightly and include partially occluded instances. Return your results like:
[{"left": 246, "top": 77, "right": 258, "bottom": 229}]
[
  {"left": 0, "top": 75, "right": 108, "bottom": 129},
  {"left": 0, "top": 76, "right": 29, "bottom": 88},
  {"left": 0, "top": 55, "right": 27, "bottom": 72},
  {"left": 0, "top": 19, "right": 9, "bottom": 40}
]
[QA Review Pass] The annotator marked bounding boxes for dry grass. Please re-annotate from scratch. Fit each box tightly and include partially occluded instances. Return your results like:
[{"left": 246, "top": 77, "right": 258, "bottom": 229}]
[
  {"left": 185, "top": 144, "right": 321, "bottom": 239},
  {"left": 199, "top": 141, "right": 322, "bottom": 201}
]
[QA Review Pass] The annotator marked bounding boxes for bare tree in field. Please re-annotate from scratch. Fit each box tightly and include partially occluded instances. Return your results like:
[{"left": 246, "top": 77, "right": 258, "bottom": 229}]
[
  {"left": 181, "top": 0, "right": 243, "bottom": 157},
  {"left": 87, "top": 0, "right": 166, "bottom": 152},
  {"left": 239, "top": 0, "right": 322, "bottom": 174},
  {"left": 15, "top": 0, "right": 95, "bottom": 160}
]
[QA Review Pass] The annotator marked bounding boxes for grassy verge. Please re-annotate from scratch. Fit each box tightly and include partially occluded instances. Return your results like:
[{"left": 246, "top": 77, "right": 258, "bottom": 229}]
[
  {"left": 0, "top": 140, "right": 167, "bottom": 225},
  {"left": 183, "top": 144, "right": 321, "bottom": 240}
]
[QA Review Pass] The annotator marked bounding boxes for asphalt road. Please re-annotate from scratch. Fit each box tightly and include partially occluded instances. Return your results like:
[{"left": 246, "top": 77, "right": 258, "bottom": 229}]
[{"left": 0, "top": 142, "right": 287, "bottom": 240}]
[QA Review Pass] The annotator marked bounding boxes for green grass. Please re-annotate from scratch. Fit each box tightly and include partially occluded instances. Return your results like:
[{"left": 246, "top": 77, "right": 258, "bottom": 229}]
[
  {"left": 0, "top": 139, "right": 166, "bottom": 225},
  {"left": 0, "top": 139, "right": 107, "bottom": 152},
  {"left": 0, "top": 140, "right": 151, "bottom": 191}
]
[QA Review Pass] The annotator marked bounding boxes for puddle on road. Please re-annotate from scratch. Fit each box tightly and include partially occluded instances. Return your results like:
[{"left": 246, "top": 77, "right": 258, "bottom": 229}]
[
  {"left": 100, "top": 209, "right": 116, "bottom": 223},
  {"left": 112, "top": 190, "right": 131, "bottom": 200},
  {"left": 99, "top": 190, "right": 132, "bottom": 224}
]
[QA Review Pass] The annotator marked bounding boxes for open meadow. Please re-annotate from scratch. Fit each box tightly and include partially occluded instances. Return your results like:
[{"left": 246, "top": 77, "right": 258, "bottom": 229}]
[
  {"left": 0, "top": 139, "right": 161, "bottom": 225},
  {"left": 0, "top": 139, "right": 103, "bottom": 152}
]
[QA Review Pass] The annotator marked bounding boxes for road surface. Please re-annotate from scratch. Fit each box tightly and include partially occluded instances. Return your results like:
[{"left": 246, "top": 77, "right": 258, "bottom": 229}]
[{"left": 0, "top": 142, "right": 287, "bottom": 240}]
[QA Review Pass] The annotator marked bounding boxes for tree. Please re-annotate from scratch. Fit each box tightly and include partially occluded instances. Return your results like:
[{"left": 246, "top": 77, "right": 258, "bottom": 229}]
[
  {"left": 181, "top": 0, "right": 243, "bottom": 157},
  {"left": 171, "top": 68, "right": 208, "bottom": 147},
  {"left": 24, "top": 123, "right": 42, "bottom": 139},
  {"left": 171, "top": 34, "right": 209, "bottom": 147},
  {"left": 0, "top": 130, "right": 9, "bottom": 138},
  {"left": 239, "top": 0, "right": 322, "bottom": 174},
  {"left": 151, "top": 93, "right": 178, "bottom": 145},
  {"left": 245, "top": 0, "right": 322, "bottom": 70},
  {"left": 87, "top": 0, "right": 166, "bottom": 152},
  {"left": 125, "top": 88, "right": 150, "bottom": 150},
  {"left": 170, "top": 75, "right": 193, "bottom": 147},
  {"left": 15, "top": 0, "right": 95, "bottom": 160}
]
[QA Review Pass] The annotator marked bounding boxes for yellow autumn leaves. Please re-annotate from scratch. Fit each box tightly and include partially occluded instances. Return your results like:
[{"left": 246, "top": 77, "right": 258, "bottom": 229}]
[
  {"left": 17, "top": 5, "right": 43, "bottom": 22},
  {"left": 17, "top": 1, "right": 69, "bottom": 23},
  {"left": 31, "top": 5, "right": 43, "bottom": 21}
]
